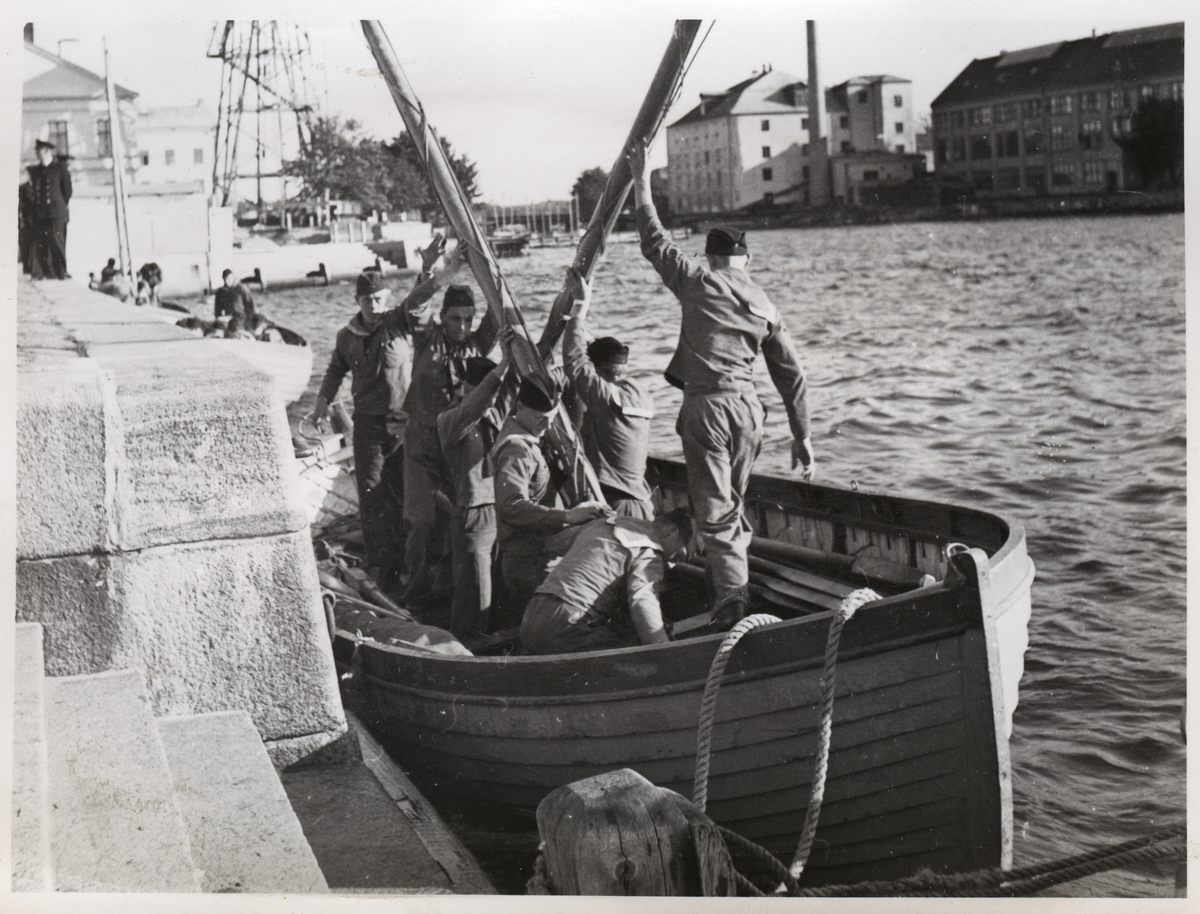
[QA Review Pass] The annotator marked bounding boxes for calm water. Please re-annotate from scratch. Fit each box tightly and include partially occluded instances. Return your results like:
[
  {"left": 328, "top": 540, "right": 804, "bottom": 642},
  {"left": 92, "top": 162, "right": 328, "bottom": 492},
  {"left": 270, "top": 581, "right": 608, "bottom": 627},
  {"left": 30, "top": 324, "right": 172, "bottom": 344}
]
[{"left": 263, "top": 214, "right": 1185, "bottom": 896}]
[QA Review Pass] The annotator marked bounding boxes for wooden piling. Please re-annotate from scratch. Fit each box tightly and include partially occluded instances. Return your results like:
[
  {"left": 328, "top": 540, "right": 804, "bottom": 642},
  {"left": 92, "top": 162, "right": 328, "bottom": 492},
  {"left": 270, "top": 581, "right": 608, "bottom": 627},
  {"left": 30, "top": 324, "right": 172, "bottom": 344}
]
[{"left": 531, "top": 768, "right": 737, "bottom": 896}]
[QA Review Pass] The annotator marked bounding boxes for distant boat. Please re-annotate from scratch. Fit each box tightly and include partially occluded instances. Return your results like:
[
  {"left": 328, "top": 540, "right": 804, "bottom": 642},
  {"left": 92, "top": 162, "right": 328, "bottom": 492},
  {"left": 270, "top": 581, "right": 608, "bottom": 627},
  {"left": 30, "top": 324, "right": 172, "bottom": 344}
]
[
  {"left": 488, "top": 229, "right": 530, "bottom": 258},
  {"left": 308, "top": 451, "right": 1033, "bottom": 888}
]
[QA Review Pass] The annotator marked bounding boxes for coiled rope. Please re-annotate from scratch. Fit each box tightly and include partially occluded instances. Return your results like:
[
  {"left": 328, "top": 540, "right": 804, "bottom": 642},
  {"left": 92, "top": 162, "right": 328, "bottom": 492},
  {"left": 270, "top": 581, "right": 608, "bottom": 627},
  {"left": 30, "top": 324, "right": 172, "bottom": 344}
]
[{"left": 690, "top": 589, "right": 880, "bottom": 880}]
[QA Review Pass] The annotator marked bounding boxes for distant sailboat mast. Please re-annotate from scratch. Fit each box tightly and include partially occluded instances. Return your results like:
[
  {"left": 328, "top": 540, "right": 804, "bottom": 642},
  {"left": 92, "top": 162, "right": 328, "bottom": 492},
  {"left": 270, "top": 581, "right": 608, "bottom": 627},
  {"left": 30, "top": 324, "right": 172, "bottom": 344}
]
[{"left": 103, "top": 38, "right": 134, "bottom": 283}]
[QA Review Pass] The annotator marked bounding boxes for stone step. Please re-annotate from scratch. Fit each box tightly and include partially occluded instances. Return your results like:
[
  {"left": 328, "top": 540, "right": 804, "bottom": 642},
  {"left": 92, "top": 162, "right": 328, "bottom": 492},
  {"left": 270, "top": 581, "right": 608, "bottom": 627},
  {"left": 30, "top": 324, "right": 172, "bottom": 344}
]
[
  {"left": 156, "top": 711, "right": 329, "bottom": 894},
  {"left": 11, "top": 623, "right": 52, "bottom": 892},
  {"left": 44, "top": 669, "right": 201, "bottom": 892}
]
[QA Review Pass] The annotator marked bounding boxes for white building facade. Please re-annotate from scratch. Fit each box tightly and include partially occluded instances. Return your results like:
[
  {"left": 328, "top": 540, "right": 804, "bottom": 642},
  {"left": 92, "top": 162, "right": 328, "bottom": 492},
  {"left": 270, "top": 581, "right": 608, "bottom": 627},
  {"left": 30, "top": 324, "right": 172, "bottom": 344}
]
[{"left": 135, "top": 104, "right": 216, "bottom": 194}]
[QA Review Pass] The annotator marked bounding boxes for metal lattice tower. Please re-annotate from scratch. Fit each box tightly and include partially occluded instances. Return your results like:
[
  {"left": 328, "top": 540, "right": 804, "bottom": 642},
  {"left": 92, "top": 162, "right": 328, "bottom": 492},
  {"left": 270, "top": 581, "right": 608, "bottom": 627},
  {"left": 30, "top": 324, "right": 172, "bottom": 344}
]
[{"left": 208, "top": 20, "right": 319, "bottom": 211}]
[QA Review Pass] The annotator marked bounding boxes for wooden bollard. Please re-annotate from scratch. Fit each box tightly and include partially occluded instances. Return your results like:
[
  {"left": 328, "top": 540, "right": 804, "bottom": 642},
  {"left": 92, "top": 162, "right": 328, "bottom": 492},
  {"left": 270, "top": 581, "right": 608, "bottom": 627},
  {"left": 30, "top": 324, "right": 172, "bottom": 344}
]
[{"left": 530, "top": 768, "right": 737, "bottom": 896}]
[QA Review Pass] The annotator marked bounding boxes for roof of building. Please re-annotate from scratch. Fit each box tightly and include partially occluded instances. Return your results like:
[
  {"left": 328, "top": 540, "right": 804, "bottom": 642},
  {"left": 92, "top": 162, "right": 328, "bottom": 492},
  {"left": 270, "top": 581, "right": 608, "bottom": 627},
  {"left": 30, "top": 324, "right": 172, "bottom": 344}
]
[
  {"left": 23, "top": 41, "right": 137, "bottom": 102},
  {"left": 670, "top": 69, "right": 807, "bottom": 127},
  {"left": 138, "top": 105, "right": 217, "bottom": 132},
  {"left": 825, "top": 75, "right": 912, "bottom": 113},
  {"left": 931, "top": 22, "right": 1183, "bottom": 108}
]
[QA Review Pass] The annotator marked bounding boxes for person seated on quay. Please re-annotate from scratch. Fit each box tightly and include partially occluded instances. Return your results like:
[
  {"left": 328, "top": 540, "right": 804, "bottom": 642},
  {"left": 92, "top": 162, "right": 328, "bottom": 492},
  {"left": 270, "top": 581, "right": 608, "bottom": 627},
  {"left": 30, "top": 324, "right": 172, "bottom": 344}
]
[
  {"left": 100, "top": 257, "right": 119, "bottom": 284},
  {"left": 435, "top": 336, "right": 517, "bottom": 639},
  {"left": 134, "top": 262, "right": 164, "bottom": 308},
  {"left": 520, "top": 507, "right": 696, "bottom": 655},
  {"left": 628, "top": 139, "right": 814, "bottom": 633},
  {"left": 492, "top": 373, "right": 608, "bottom": 627},
  {"left": 307, "top": 264, "right": 445, "bottom": 592},
  {"left": 402, "top": 248, "right": 496, "bottom": 606},
  {"left": 562, "top": 270, "right": 655, "bottom": 519},
  {"left": 214, "top": 267, "right": 257, "bottom": 332}
]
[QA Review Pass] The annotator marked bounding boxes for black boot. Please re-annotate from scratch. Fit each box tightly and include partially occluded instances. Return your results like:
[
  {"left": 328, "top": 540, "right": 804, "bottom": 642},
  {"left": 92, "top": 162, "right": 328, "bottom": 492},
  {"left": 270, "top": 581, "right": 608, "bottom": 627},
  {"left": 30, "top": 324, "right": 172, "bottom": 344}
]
[{"left": 708, "top": 590, "right": 748, "bottom": 633}]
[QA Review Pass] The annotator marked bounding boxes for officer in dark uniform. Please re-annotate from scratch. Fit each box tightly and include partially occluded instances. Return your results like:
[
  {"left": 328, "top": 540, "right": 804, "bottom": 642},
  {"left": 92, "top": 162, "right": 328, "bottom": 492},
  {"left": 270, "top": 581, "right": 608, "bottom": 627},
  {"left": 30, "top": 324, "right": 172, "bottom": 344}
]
[{"left": 27, "top": 139, "right": 73, "bottom": 280}]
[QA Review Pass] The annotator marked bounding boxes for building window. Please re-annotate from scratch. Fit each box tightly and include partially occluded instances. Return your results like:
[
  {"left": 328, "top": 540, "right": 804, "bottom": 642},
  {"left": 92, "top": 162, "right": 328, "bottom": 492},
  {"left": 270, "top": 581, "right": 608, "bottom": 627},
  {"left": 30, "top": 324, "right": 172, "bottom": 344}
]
[
  {"left": 856, "top": 90, "right": 868, "bottom": 104},
  {"left": 999, "top": 130, "right": 1020, "bottom": 158},
  {"left": 1050, "top": 94, "right": 1073, "bottom": 115},
  {"left": 801, "top": 143, "right": 808, "bottom": 156},
  {"left": 802, "top": 165, "right": 810, "bottom": 180},
  {"left": 194, "top": 148, "right": 204, "bottom": 164},
  {"left": 839, "top": 115, "right": 850, "bottom": 128},
  {"left": 763, "top": 192, "right": 774, "bottom": 206},
  {"left": 995, "top": 103, "right": 1018, "bottom": 123},
  {"left": 1026, "top": 165, "right": 1046, "bottom": 193},
  {"left": 896, "top": 144, "right": 905, "bottom": 153},
  {"left": 1050, "top": 124, "right": 1074, "bottom": 152},
  {"left": 970, "top": 106, "right": 993, "bottom": 126},
  {"left": 1023, "top": 127, "right": 1043, "bottom": 155},
  {"left": 935, "top": 140, "right": 948, "bottom": 165},
  {"left": 165, "top": 149, "right": 175, "bottom": 165},
  {"left": 1109, "top": 89, "right": 1124, "bottom": 110},
  {"left": 952, "top": 137, "right": 966, "bottom": 161},
  {"left": 1140, "top": 84, "right": 1155, "bottom": 100},
  {"left": 140, "top": 151, "right": 150, "bottom": 166},
  {"left": 48, "top": 120, "right": 69, "bottom": 155},
  {"left": 894, "top": 122, "right": 903, "bottom": 134},
  {"left": 762, "top": 146, "right": 771, "bottom": 159},
  {"left": 1020, "top": 98, "right": 1043, "bottom": 119},
  {"left": 801, "top": 117, "right": 809, "bottom": 129},
  {"left": 1080, "top": 119, "right": 1103, "bottom": 150},
  {"left": 933, "top": 112, "right": 947, "bottom": 131},
  {"left": 761, "top": 119, "right": 770, "bottom": 131},
  {"left": 972, "top": 171, "right": 994, "bottom": 192},
  {"left": 762, "top": 167, "right": 773, "bottom": 181},
  {"left": 951, "top": 110, "right": 965, "bottom": 129},
  {"left": 1052, "top": 163, "right": 1078, "bottom": 186},
  {"left": 1080, "top": 91, "right": 1101, "bottom": 113},
  {"left": 970, "top": 134, "right": 992, "bottom": 160},
  {"left": 1083, "top": 160, "right": 1104, "bottom": 184},
  {"left": 704, "top": 150, "right": 710, "bottom": 164},
  {"left": 96, "top": 118, "right": 112, "bottom": 158},
  {"left": 715, "top": 150, "right": 720, "bottom": 164},
  {"left": 862, "top": 170, "right": 879, "bottom": 182},
  {"left": 894, "top": 95, "right": 903, "bottom": 107},
  {"left": 841, "top": 140, "right": 851, "bottom": 153}
]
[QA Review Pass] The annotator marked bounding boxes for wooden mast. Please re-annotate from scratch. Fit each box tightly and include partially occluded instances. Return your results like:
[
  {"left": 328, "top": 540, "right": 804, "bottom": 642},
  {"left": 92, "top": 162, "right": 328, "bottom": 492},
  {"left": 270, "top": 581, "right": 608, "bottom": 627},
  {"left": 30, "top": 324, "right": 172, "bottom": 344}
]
[
  {"left": 103, "top": 39, "right": 134, "bottom": 283},
  {"left": 361, "top": 20, "right": 603, "bottom": 504},
  {"left": 535, "top": 20, "right": 703, "bottom": 357}
]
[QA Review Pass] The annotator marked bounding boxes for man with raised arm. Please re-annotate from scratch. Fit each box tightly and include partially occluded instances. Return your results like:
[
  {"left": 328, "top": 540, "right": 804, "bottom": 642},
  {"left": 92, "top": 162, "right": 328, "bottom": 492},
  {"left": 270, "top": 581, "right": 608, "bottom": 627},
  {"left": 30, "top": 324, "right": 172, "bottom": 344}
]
[
  {"left": 402, "top": 256, "right": 500, "bottom": 605},
  {"left": 436, "top": 331, "right": 517, "bottom": 638},
  {"left": 491, "top": 373, "right": 609, "bottom": 627},
  {"left": 306, "top": 236, "right": 452, "bottom": 591},
  {"left": 561, "top": 271, "right": 656, "bottom": 519},
  {"left": 521, "top": 508, "right": 696, "bottom": 655},
  {"left": 628, "top": 140, "right": 815, "bottom": 632}
]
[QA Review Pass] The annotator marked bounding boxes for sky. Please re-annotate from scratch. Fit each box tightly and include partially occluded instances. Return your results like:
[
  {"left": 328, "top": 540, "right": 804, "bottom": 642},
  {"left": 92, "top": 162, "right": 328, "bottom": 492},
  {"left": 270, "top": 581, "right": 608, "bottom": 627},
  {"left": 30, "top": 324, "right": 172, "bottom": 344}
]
[{"left": 16, "top": 0, "right": 1189, "bottom": 203}]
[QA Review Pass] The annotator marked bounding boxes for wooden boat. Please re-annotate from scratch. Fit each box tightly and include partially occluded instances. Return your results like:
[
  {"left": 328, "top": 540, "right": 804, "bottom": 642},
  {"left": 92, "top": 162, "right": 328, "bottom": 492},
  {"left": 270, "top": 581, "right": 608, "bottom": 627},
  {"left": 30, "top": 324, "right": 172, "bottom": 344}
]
[{"left": 321, "top": 455, "right": 1033, "bottom": 887}]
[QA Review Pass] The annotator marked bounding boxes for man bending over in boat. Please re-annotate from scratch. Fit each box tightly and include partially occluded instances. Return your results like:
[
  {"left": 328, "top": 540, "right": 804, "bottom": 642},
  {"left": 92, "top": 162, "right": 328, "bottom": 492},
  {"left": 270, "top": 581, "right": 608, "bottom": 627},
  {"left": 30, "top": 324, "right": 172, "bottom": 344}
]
[
  {"left": 492, "top": 373, "right": 609, "bottom": 627},
  {"left": 402, "top": 270, "right": 499, "bottom": 606},
  {"left": 562, "top": 270, "right": 655, "bottom": 519},
  {"left": 521, "top": 508, "right": 696, "bottom": 654},
  {"left": 628, "top": 140, "right": 815, "bottom": 633},
  {"left": 307, "top": 240, "right": 455, "bottom": 592},
  {"left": 436, "top": 333, "right": 517, "bottom": 638}
]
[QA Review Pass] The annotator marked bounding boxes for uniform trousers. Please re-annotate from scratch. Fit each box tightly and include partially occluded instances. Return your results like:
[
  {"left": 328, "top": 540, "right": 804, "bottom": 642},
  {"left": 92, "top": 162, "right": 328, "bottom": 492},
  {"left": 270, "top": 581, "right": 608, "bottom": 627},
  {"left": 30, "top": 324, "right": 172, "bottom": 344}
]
[
  {"left": 601, "top": 483, "right": 655, "bottom": 520},
  {"left": 30, "top": 218, "right": 68, "bottom": 279},
  {"left": 353, "top": 416, "right": 406, "bottom": 586},
  {"left": 402, "top": 421, "right": 443, "bottom": 599},
  {"left": 449, "top": 504, "right": 496, "bottom": 639},
  {"left": 520, "top": 594, "right": 633, "bottom": 655},
  {"left": 677, "top": 390, "right": 764, "bottom": 609}
]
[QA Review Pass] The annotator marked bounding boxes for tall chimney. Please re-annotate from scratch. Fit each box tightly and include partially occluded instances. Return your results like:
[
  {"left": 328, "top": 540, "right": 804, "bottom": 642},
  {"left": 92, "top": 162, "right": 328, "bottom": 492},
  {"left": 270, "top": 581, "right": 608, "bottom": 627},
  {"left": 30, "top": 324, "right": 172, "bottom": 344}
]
[
  {"left": 24, "top": 23, "right": 34, "bottom": 44},
  {"left": 806, "top": 21, "right": 831, "bottom": 206}
]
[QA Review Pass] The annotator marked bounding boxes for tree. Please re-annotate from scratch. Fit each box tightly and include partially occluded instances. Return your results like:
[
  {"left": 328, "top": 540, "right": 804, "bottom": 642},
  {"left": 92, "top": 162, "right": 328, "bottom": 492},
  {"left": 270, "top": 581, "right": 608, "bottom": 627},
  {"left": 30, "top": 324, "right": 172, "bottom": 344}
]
[
  {"left": 283, "top": 117, "right": 480, "bottom": 222},
  {"left": 1117, "top": 96, "right": 1184, "bottom": 189},
  {"left": 572, "top": 167, "right": 608, "bottom": 223}
]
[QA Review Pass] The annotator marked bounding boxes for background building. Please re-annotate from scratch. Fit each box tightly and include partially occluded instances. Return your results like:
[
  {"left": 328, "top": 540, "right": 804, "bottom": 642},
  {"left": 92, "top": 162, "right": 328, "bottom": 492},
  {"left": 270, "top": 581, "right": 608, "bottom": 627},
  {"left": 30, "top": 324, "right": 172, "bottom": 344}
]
[
  {"left": 665, "top": 67, "right": 925, "bottom": 215},
  {"left": 135, "top": 104, "right": 216, "bottom": 194},
  {"left": 930, "top": 22, "right": 1183, "bottom": 197}
]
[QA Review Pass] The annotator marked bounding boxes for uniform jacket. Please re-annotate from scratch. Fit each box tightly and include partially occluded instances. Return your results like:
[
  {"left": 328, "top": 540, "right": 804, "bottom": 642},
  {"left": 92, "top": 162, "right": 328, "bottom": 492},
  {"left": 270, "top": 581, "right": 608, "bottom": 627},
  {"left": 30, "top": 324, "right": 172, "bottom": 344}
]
[
  {"left": 214, "top": 283, "right": 256, "bottom": 332},
  {"left": 436, "top": 368, "right": 513, "bottom": 510},
  {"left": 562, "top": 318, "right": 654, "bottom": 501},
  {"left": 637, "top": 203, "right": 810, "bottom": 441},
  {"left": 317, "top": 280, "right": 438, "bottom": 420},
  {"left": 491, "top": 417, "right": 573, "bottom": 558},
  {"left": 535, "top": 516, "right": 668, "bottom": 644},
  {"left": 404, "top": 310, "right": 500, "bottom": 430},
  {"left": 27, "top": 160, "right": 72, "bottom": 222}
]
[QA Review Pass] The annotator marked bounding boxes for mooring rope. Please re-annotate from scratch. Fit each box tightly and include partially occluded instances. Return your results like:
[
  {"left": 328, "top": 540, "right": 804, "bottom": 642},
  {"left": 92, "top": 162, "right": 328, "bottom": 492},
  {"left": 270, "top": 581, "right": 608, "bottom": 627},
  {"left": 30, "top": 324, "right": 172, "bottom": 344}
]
[
  {"left": 692, "top": 613, "right": 782, "bottom": 812},
  {"left": 789, "top": 588, "right": 880, "bottom": 880}
]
